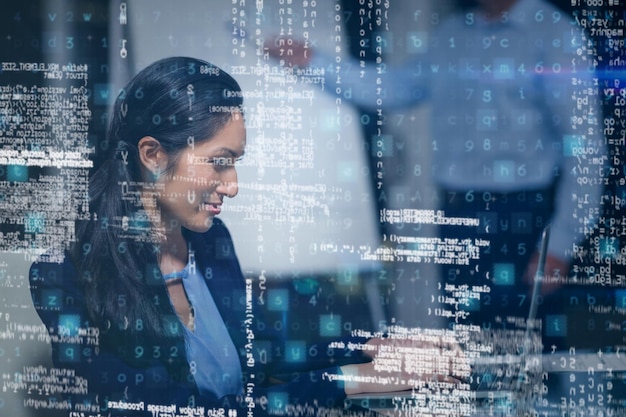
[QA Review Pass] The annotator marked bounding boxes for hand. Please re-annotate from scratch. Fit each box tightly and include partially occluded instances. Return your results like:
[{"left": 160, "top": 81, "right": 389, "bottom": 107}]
[
  {"left": 264, "top": 35, "right": 313, "bottom": 67},
  {"left": 524, "top": 251, "right": 569, "bottom": 296},
  {"left": 340, "top": 334, "right": 468, "bottom": 395}
]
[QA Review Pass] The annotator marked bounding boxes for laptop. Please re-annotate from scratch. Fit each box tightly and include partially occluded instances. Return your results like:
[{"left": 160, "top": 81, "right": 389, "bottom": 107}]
[{"left": 345, "top": 225, "right": 554, "bottom": 413}]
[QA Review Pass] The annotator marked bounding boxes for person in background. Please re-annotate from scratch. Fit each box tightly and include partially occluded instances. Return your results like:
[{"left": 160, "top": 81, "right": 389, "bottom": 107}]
[{"left": 268, "top": 0, "right": 606, "bottom": 327}]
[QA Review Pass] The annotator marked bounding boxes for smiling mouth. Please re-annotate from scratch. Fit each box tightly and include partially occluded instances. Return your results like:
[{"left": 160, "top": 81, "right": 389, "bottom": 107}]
[{"left": 202, "top": 202, "right": 222, "bottom": 215}]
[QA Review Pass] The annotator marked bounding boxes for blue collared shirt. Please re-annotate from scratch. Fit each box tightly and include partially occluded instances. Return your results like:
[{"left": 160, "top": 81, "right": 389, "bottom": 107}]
[{"left": 163, "top": 256, "right": 243, "bottom": 399}]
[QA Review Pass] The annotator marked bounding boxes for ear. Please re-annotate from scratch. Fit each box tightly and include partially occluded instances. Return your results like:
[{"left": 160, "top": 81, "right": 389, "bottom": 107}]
[{"left": 137, "top": 136, "right": 166, "bottom": 177}]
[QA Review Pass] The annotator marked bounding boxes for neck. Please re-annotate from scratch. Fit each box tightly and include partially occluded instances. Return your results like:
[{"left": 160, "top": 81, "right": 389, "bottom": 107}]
[
  {"left": 159, "top": 230, "right": 188, "bottom": 275},
  {"left": 140, "top": 189, "right": 188, "bottom": 275}
]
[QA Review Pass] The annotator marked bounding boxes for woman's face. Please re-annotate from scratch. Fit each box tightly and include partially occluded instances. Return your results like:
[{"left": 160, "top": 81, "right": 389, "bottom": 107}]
[{"left": 156, "top": 114, "right": 246, "bottom": 234}]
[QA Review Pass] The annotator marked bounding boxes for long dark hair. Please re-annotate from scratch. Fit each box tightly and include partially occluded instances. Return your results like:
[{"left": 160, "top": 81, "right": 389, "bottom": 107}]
[{"left": 71, "top": 57, "right": 243, "bottom": 367}]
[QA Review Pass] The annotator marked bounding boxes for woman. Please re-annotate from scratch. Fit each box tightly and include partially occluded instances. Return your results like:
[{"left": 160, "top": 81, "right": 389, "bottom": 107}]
[{"left": 30, "top": 57, "right": 457, "bottom": 416}]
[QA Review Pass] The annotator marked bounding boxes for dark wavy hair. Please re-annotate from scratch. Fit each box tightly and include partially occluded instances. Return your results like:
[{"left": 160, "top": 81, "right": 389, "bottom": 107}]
[{"left": 71, "top": 57, "right": 243, "bottom": 370}]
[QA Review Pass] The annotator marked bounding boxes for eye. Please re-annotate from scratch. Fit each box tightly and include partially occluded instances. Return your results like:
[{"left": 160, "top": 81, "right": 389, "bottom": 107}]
[{"left": 207, "top": 156, "right": 243, "bottom": 170}]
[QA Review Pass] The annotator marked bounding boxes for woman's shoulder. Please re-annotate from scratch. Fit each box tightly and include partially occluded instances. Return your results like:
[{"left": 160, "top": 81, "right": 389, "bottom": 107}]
[
  {"left": 29, "top": 251, "right": 78, "bottom": 287},
  {"left": 29, "top": 252, "right": 83, "bottom": 312}
]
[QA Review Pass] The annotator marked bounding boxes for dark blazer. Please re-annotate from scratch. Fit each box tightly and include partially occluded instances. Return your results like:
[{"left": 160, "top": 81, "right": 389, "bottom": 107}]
[{"left": 30, "top": 219, "right": 369, "bottom": 416}]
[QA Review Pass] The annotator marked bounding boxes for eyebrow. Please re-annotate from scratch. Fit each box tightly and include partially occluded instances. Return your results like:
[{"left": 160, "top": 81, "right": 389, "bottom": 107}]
[{"left": 212, "top": 147, "right": 245, "bottom": 159}]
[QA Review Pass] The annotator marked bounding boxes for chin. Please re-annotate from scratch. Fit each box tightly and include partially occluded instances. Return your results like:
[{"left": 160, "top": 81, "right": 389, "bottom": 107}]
[{"left": 186, "top": 217, "right": 214, "bottom": 233}]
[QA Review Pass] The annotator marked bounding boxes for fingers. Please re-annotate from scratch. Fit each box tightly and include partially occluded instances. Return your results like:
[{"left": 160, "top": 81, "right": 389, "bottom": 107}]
[{"left": 365, "top": 331, "right": 471, "bottom": 383}]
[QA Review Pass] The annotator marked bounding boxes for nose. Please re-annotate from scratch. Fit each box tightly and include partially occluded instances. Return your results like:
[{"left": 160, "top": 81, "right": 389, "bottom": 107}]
[{"left": 216, "top": 168, "right": 238, "bottom": 198}]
